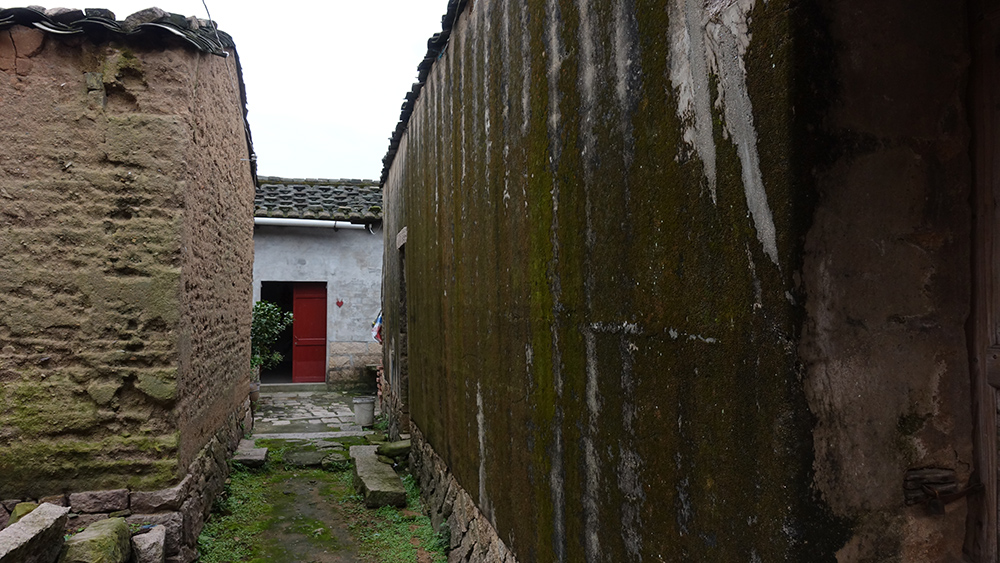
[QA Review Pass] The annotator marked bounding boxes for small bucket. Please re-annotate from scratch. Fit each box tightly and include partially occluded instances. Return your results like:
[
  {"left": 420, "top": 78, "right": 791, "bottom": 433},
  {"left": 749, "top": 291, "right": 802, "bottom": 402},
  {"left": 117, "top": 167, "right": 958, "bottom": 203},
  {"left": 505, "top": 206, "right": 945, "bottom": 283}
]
[{"left": 353, "top": 396, "right": 376, "bottom": 427}]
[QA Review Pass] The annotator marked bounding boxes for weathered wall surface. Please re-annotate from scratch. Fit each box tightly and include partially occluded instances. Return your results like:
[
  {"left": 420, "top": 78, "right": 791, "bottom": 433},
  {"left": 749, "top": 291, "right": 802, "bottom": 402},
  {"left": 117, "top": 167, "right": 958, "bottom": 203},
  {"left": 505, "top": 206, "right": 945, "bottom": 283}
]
[
  {"left": 0, "top": 24, "right": 253, "bottom": 504},
  {"left": 253, "top": 226, "right": 383, "bottom": 384},
  {"left": 800, "top": 1, "right": 973, "bottom": 560},
  {"left": 385, "top": 0, "right": 840, "bottom": 560},
  {"left": 382, "top": 0, "right": 976, "bottom": 561}
]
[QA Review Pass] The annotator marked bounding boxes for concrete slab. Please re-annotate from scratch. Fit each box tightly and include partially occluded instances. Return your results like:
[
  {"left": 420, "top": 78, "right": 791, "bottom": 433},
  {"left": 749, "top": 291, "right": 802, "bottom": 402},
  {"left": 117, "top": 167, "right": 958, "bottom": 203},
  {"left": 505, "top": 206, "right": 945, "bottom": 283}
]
[{"left": 349, "top": 446, "right": 406, "bottom": 508}]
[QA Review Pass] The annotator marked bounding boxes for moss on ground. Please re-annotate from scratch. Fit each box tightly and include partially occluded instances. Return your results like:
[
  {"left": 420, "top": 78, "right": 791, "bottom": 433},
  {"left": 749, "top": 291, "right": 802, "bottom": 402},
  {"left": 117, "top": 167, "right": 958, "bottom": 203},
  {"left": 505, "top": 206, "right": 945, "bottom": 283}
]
[{"left": 198, "top": 456, "right": 445, "bottom": 563}]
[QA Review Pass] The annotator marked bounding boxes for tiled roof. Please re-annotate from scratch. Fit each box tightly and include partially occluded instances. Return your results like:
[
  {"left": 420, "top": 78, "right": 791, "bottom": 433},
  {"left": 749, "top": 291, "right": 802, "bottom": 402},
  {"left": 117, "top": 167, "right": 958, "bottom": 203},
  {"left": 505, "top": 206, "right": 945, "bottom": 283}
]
[
  {"left": 0, "top": 6, "right": 235, "bottom": 55},
  {"left": 255, "top": 176, "right": 382, "bottom": 223}
]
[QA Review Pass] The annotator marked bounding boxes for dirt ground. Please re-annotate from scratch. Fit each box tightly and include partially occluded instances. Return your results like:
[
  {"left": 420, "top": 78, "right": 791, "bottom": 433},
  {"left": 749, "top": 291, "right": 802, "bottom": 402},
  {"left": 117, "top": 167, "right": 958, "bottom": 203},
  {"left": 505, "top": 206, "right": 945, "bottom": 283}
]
[{"left": 257, "top": 472, "right": 363, "bottom": 563}]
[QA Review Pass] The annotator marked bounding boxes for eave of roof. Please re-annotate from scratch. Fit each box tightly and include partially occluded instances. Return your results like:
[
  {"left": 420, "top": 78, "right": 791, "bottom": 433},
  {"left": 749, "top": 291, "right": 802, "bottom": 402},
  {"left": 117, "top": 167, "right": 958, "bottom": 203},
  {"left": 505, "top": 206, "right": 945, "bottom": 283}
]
[
  {"left": 379, "top": 0, "right": 469, "bottom": 186},
  {"left": 255, "top": 176, "right": 382, "bottom": 224},
  {"left": 0, "top": 6, "right": 234, "bottom": 55}
]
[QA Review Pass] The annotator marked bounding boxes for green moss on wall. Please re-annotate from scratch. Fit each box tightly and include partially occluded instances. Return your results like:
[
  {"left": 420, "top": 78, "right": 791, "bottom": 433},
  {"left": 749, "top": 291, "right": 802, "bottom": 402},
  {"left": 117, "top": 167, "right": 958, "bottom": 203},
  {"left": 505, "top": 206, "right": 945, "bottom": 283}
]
[{"left": 382, "top": 0, "right": 848, "bottom": 560}]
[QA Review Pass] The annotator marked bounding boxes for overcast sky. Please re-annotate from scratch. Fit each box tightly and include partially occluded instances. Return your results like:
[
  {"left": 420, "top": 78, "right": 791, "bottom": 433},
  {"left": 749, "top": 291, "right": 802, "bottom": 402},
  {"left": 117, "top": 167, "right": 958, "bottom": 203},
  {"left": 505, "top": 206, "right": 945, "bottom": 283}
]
[{"left": 95, "top": 0, "right": 448, "bottom": 181}]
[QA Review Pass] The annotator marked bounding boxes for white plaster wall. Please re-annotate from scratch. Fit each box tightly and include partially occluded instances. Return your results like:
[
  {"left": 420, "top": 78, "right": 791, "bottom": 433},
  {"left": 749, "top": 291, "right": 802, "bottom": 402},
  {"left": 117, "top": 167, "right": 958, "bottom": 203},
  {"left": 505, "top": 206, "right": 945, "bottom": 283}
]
[{"left": 252, "top": 225, "right": 383, "bottom": 343}]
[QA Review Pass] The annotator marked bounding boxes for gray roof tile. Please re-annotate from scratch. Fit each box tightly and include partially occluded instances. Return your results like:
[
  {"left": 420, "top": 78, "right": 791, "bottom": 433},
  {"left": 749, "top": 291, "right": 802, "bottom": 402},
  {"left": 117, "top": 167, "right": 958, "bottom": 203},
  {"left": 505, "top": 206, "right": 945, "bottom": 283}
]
[
  {"left": 0, "top": 6, "right": 235, "bottom": 55},
  {"left": 255, "top": 176, "right": 382, "bottom": 223}
]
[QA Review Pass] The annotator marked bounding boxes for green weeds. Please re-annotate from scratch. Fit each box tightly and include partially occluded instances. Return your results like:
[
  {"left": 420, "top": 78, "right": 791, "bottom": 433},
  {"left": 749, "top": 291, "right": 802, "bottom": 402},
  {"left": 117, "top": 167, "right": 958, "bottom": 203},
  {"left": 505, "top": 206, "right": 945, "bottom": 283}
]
[
  {"left": 197, "top": 468, "right": 270, "bottom": 563},
  {"left": 197, "top": 450, "right": 446, "bottom": 563}
]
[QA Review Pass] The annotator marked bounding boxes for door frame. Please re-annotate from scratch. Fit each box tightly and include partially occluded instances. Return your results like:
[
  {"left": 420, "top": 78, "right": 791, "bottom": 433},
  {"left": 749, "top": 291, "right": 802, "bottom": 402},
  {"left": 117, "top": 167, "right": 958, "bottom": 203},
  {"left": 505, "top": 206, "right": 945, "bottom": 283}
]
[{"left": 969, "top": 2, "right": 1000, "bottom": 558}]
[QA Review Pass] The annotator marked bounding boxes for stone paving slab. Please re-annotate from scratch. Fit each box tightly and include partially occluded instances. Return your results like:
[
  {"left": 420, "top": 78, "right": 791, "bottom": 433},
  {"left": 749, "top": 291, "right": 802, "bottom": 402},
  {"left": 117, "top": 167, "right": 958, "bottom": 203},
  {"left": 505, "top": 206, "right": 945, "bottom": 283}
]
[
  {"left": 233, "top": 439, "right": 267, "bottom": 468},
  {"left": 349, "top": 446, "right": 406, "bottom": 508},
  {"left": 253, "top": 431, "right": 373, "bottom": 441}
]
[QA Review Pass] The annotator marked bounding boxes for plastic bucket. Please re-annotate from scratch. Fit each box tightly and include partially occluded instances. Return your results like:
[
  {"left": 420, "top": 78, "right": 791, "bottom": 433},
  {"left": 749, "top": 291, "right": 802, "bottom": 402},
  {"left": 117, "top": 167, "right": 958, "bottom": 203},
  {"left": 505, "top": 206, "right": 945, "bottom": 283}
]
[{"left": 353, "top": 396, "right": 375, "bottom": 427}]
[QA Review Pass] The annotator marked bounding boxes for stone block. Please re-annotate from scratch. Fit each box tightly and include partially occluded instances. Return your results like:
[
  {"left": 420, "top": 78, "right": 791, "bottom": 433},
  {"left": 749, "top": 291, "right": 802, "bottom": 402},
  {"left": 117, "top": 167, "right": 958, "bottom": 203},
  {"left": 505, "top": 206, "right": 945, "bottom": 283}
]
[
  {"left": 38, "top": 495, "right": 67, "bottom": 507},
  {"left": 349, "top": 446, "right": 406, "bottom": 508},
  {"left": 70, "top": 490, "right": 128, "bottom": 514},
  {"left": 376, "top": 440, "right": 411, "bottom": 459},
  {"left": 0, "top": 504, "right": 8, "bottom": 531},
  {"left": 328, "top": 355, "right": 352, "bottom": 370},
  {"left": 321, "top": 451, "right": 351, "bottom": 471},
  {"left": 126, "top": 514, "right": 181, "bottom": 557},
  {"left": 179, "top": 497, "right": 202, "bottom": 547},
  {"left": 59, "top": 517, "right": 131, "bottom": 563},
  {"left": 6, "top": 503, "right": 36, "bottom": 526},
  {"left": 64, "top": 514, "right": 108, "bottom": 535},
  {"left": 232, "top": 446, "right": 267, "bottom": 468},
  {"left": 284, "top": 450, "right": 326, "bottom": 468},
  {"left": 130, "top": 475, "right": 190, "bottom": 513},
  {"left": 131, "top": 525, "right": 165, "bottom": 563},
  {"left": 0, "top": 502, "right": 69, "bottom": 563}
]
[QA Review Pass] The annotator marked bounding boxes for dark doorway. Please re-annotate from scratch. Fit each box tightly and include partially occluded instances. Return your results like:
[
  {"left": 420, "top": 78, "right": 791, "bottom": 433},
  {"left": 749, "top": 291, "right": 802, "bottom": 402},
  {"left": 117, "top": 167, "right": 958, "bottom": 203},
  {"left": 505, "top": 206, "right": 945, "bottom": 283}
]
[{"left": 260, "top": 281, "right": 294, "bottom": 383}]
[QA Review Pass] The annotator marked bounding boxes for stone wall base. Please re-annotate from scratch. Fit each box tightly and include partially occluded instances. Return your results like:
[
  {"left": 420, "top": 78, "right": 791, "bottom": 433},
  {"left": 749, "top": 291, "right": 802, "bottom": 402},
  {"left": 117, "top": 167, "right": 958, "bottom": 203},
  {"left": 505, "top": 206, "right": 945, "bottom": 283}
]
[
  {"left": 327, "top": 342, "right": 381, "bottom": 391},
  {"left": 379, "top": 367, "right": 410, "bottom": 441},
  {"left": 0, "top": 398, "right": 252, "bottom": 563},
  {"left": 410, "top": 425, "right": 518, "bottom": 563}
]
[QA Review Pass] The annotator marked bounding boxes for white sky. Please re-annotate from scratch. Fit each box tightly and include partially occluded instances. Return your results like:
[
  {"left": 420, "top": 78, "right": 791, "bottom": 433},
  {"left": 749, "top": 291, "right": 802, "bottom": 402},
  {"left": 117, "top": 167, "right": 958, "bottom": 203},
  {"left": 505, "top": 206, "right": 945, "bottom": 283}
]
[{"left": 94, "top": 0, "right": 448, "bottom": 181}]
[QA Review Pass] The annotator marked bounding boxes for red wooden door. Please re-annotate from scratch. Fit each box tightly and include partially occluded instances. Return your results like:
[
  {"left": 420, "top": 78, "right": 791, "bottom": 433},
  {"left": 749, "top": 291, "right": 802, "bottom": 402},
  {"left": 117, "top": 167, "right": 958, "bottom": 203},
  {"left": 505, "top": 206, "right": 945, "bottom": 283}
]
[{"left": 292, "top": 283, "right": 327, "bottom": 383}]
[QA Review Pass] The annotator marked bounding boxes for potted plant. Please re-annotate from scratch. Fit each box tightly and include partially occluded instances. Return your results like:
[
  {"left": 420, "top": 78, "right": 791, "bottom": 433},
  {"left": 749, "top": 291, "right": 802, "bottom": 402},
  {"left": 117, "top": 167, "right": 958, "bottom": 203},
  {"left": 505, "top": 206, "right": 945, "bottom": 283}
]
[{"left": 250, "top": 300, "right": 293, "bottom": 405}]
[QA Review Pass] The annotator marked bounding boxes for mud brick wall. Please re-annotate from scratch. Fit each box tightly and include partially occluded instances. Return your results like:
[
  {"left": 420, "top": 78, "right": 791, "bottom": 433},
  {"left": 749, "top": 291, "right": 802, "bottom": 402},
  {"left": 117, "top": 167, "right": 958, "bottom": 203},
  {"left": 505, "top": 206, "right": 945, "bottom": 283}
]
[
  {"left": 382, "top": 0, "right": 976, "bottom": 561},
  {"left": 0, "top": 25, "right": 253, "bottom": 498}
]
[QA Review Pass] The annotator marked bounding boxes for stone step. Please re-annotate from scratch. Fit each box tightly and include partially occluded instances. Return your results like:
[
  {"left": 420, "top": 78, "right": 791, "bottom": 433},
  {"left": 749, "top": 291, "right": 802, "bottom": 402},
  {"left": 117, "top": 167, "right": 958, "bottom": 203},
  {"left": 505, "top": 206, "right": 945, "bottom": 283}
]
[
  {"left": 232, "top": 439, "right": 267, "bottom": 468},
  {"left": 349, "top": 446, "right": 406, "bottom": 508},
  {"left": 260, "top": 383, "right": 330, "bottom": 393}
]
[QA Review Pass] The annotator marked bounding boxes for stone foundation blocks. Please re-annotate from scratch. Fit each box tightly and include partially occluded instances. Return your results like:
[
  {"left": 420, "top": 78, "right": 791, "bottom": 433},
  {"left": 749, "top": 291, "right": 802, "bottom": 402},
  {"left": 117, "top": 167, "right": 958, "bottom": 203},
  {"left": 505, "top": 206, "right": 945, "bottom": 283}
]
[
  {"left": 59, "top": 517, "right": 131, "bottom": 563},
  {"left": 410, "top": 426, "right": 517, "bottom": 563},
  {"left": 0, "top": 502, "right": 70, "bottom": 563},
  {"left": 69, "top": 490, "right": 128, "bottom": 514},
  {"left": 131, "top": 525, "right": 165, "bottom": 563}
]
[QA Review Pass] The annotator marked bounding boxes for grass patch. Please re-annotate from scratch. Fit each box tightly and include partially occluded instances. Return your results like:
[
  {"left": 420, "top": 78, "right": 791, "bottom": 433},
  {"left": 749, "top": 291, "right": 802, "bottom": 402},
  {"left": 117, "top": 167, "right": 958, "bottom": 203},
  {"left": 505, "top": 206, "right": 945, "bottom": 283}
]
[
  {"left": 198, "top": 453, "right": 447, "bottom": 563},
  {"left": 197, "top": 468, "right": 271, "bottom": 563},
  {"left": 373, "top": 413, "right": 389, "bottom": 432},
  {"left": 342, "top": 474, "right": 447, "bottom": 563}
]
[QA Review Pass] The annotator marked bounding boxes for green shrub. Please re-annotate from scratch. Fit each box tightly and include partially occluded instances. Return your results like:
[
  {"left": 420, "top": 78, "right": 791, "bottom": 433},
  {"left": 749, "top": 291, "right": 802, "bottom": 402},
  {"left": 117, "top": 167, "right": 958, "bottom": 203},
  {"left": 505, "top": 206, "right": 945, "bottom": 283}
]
[{"left": 251, "top": 301, "right": 293, "bottom": 370}]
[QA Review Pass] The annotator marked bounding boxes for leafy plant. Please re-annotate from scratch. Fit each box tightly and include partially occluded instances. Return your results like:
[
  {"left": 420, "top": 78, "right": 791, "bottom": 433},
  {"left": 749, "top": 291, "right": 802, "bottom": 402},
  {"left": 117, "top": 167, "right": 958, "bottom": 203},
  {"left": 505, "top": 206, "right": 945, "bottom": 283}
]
[{"left": 251, "top": 301, "right": 293, "bottom": 371}]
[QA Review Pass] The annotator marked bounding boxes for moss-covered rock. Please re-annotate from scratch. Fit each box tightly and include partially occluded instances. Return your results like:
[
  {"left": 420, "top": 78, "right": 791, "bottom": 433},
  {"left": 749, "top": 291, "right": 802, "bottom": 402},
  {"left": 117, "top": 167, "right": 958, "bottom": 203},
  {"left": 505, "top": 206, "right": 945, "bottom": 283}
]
[
  {"left": 59, "top": 517, "right": 132, "bottom": 563},
  {"left": 7, "top": 502, "right": 38, "bottom": 525}
]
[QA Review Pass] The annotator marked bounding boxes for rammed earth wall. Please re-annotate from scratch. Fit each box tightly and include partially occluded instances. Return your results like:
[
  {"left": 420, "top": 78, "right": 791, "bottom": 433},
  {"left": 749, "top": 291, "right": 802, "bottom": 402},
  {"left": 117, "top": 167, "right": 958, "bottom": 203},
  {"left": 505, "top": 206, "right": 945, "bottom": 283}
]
[
  {"left": 382, "top": 0, "right": 976, "bottom": 561},
  {"left": 0, "top": 18, "right": 253, "bottom": 562}
]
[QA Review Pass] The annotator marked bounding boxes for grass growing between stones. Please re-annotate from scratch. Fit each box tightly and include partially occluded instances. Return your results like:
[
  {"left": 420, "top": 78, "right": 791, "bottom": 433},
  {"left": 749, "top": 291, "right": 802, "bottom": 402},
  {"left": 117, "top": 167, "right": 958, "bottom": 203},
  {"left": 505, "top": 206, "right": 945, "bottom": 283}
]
[
  {"left": 339, "top": 472, "right": 447, "bottom": 563},
  {"left": 198, "top": 459, "right": 446, "bottom": 562},
  {"left": 197, "top": 467, "right": 271, "bottom": 563}
]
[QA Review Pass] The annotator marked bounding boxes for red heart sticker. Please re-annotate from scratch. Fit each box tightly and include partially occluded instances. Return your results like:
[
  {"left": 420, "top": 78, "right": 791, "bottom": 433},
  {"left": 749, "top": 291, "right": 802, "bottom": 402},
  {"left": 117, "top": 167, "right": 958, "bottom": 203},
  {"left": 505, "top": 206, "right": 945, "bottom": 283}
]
[{"left": 336, "top": 299, "right": 344, "bottom": 308}]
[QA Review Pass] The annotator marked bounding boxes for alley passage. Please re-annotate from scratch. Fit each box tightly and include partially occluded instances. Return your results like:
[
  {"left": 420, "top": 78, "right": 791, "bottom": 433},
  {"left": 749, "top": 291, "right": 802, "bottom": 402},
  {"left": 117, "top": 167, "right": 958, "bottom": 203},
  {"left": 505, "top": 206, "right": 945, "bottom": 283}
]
[{"left": 198, "top": 386, "right": 443, "bottom": 563}]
